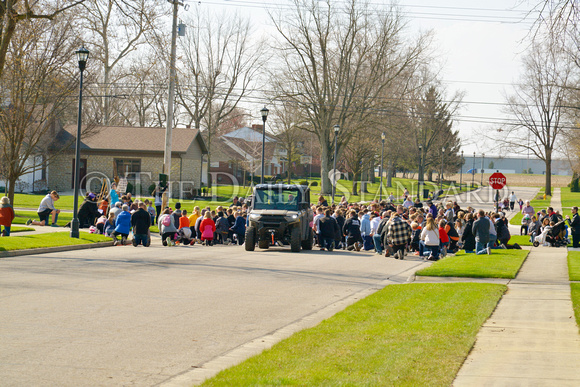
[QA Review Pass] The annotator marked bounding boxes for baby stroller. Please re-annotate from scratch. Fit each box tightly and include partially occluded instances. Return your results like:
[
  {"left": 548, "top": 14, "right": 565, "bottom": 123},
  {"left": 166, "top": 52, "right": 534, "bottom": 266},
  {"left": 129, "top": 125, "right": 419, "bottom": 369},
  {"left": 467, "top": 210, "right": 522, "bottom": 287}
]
[{"left": 533, "top": 220, "right": 569, "bottom": 247}]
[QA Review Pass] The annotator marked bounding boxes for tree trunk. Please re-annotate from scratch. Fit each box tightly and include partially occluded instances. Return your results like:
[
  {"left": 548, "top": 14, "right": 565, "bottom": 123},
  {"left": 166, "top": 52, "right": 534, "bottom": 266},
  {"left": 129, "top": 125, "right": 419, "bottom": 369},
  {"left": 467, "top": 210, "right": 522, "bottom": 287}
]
[
  {"left": 369, "top": 161, "right": 376, "bottom": 184},
  {"left": 7, "top": 176, "right": 16, "bottom": 209},
  {"left": 545, "top": 148, "right": 552, "bottom": 196},
  {"left": 361, "top": 168, "right": 368, "bottom": 193},
  {"left": 427, "top": 169, "right": 433, "bottom": 182},
  {"left": 320, "top": 145, "right": 332, "bottom": 195},
  {"left": 351, "top": 177, "right": 358, "bottom": 196}
]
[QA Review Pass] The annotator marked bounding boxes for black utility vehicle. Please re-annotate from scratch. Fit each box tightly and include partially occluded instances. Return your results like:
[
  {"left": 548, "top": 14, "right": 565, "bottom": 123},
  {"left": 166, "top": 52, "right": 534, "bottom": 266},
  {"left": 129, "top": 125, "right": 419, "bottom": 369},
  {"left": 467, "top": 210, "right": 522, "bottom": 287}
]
[{"left": 245, "top": 184, "right": 314, "bottom": 252}]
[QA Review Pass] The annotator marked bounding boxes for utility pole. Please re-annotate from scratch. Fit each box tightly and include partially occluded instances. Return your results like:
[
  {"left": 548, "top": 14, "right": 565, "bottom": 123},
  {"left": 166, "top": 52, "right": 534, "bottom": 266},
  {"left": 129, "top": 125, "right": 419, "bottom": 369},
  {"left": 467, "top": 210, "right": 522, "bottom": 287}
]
[{"left": 163, "top": 0, "right": 184, "bottom": 200}]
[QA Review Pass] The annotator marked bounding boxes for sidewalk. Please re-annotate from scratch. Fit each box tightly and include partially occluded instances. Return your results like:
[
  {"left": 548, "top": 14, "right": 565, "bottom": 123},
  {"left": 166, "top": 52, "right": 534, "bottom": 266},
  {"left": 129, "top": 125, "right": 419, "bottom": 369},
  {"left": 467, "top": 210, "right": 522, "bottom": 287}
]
[{"left": 453, "top": 187, "right": 580, "bottom": 385}]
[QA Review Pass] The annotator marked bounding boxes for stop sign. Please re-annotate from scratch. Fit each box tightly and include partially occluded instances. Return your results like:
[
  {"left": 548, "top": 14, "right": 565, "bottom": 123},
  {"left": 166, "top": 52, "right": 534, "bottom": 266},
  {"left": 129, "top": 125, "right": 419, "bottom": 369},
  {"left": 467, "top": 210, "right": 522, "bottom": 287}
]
[{"left": 489, "top": 173, "right": 507, "bottom": 190}]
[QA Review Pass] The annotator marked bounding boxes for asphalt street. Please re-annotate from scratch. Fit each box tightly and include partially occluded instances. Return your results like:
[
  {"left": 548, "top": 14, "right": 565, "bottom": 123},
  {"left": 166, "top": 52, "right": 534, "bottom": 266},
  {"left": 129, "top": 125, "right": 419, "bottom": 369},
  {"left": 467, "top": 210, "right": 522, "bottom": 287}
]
[
  {"left": 0, "top": 243, "right": 425, "bottom": 386},
  {"left": 0, "top": 185, "right": 541, "bottom": 386}
]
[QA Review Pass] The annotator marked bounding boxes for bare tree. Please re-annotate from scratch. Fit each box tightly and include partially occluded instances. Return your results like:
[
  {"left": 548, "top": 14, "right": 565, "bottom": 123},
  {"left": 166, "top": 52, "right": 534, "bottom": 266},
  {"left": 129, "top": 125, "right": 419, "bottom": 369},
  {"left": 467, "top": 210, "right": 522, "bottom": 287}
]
[
  {"left": 0, "top": 16, "right": 80, "bottom": 204},
  {"left": 500, "top": 39, "right": 573, "bottom": 195},
  {"left": 269, "top": 105, "right": 305, "bottom": 183},
  {"left": 0, "top": 0, "right": 85, "bottom": 78},
  {"left": 79, "top": 0, "right": 165, "bottom": 125},
  {"left": 177, "top": 8, "right": 262, "bottom": 188},
  {"left": 270, "top": 0, "right": 429, "bottom": 195}
]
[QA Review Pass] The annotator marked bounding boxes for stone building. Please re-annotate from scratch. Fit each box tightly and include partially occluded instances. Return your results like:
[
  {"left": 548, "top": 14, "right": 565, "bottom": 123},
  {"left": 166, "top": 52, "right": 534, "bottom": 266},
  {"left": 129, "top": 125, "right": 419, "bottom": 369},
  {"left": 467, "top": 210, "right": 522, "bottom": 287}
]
[{"left": 48, "top": 125, "right": 208, "bottom": 197}]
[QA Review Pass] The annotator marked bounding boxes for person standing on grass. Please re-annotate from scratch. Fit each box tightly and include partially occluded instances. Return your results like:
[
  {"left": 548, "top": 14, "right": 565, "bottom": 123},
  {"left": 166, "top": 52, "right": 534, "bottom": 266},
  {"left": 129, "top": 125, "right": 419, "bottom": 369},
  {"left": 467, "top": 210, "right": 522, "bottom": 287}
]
[
  {"left": 0, "top": 196, "right": 15, "bottom": 236},
  {"left": 566, "top": 206, "right": 580, "bottom": 248},
  {"left": 28, "top": 191, "right": 60, "bottom": 227},
  {"left": 472, "top": 210, "right": 491, "bottom": 255},
  {"left": 109, "top": 183, "right": 119, "bottom": 208}
]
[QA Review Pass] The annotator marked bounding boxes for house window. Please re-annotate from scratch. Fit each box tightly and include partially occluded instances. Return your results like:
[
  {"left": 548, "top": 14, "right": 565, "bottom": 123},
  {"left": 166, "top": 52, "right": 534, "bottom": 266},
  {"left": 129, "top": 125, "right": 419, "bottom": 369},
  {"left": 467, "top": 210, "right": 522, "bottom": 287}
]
[{"left": 114, "top": 159, "right": 141, "bottom": 178}]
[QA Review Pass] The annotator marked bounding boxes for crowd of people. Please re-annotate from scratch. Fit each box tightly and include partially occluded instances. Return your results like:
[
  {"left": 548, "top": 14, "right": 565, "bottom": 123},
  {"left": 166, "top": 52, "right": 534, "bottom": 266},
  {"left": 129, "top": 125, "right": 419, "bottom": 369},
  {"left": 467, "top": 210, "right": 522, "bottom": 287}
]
[
  {"left": 4, "top": 185, "right": 580, "bottom": 254},
  {"left": 311, "top": 194, "right": 522, "bottom": 260}
]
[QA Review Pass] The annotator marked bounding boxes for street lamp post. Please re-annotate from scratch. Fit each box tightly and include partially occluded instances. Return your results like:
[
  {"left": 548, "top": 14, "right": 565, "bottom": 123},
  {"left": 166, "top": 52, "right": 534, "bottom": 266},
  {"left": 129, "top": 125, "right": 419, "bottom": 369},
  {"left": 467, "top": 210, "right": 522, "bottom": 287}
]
[
  {"left": 71, "top": 47, "right": 89, "bottom": 239},
  {"left": 260, "top": 106, "right": 269, "bottom": 185},
  {"left": 332, "top": 125, "right": 340, "bottom": 204},
  {"left": 440, "top": 146, "right": 446, "bottom": 192},
  {"left": 481, "top": 153, "right": 485, "bottom": 186},
  {"left": 379, "top": 132, "right": 385, "bottom": 202},
  {"left": 417, "top": 145, "right": 423, "bottom": 200},
  {"left": 460, "top": 150, "right": 464, "bottom": 189}
]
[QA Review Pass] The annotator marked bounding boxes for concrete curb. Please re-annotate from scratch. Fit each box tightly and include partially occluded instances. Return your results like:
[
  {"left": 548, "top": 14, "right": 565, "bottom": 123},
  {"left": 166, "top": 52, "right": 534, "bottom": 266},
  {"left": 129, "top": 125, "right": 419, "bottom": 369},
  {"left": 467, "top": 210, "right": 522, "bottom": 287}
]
[{"left": 0, "top": 241, "right": 114, "bottom": 258}]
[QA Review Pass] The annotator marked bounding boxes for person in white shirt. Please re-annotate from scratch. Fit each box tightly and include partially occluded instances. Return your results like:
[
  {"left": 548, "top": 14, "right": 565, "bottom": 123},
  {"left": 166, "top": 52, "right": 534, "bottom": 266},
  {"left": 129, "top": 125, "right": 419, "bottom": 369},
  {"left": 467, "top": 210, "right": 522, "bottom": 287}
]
[{"left": 509, "top": 191, "right": 517, "bottom": 211}]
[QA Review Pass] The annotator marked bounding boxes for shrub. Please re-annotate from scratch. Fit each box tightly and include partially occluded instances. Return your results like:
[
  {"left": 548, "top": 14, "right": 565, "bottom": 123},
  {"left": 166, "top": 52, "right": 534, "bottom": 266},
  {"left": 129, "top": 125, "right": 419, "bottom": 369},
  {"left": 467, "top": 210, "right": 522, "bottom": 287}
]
[
  {"left": 300, "top": 181, "right": 308, "bottom": 186},
  {"left": 571, "top": 176, "right": 580, "bottom": 192},
  {"left": 310, "top": 181, "right": 318, "bottom": 187}
]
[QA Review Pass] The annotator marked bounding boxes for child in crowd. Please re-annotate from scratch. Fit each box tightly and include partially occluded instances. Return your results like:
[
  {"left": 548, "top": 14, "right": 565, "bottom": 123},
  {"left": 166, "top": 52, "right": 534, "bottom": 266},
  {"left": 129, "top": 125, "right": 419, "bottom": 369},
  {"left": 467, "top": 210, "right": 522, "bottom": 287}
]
[
  {"left": 145, "top": 200, "right": 156, "bottom": 225},
  {"left": 0, "top": 196, "right": 15, "bottom": 236},
  {"left": 96, "top": 214, "right": 108, "bottom": 234},
  {"left": 200, "top": 212, "right": 216, "bottom": 246},
  {"left": 410, "top": 221, "right": 421, "bottom": 253},
  {"left": 99, "top": 198, "right": 109, "bottom": 215},
  {"left": 105, "top": 213, "right": 116, "bottom": 236},
  {"left": 438, "top": 219, "right": 449, "bottom": 258}
]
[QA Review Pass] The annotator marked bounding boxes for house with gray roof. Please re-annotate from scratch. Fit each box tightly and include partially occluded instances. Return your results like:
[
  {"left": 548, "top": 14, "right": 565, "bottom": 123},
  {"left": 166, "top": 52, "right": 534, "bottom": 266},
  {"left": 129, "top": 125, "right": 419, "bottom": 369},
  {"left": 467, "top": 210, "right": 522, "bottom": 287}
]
[{"left": 47, "top": 125, "right": 208, "bottom": 197}]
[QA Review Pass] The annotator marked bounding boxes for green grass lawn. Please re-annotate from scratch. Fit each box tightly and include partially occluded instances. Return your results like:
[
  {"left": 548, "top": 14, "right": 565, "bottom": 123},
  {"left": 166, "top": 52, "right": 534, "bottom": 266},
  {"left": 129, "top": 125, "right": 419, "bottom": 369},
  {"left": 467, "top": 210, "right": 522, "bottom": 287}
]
[
  {"left": 510, "top": 187, "right": 550, "bottom": 225},
  {"left": 12, "top": 210, "right": 74, "bottom": 226},
  {"left": 509, "top": 235, "right": 533, "bottom": 246},
  {"left": 559, "top": 187, "right": 580, "bottom": 218},
  {"left": 568, "top": 251, "right": 580, "bottom": 281},
  {"left": 201, "top": 283, "right": 506, "bottom": 387},
  {"left": 0, "top": 232, "right": 111, "bottom": 251},
  {"left": 416, "top": 250, "right": 529, "bottom": 279}
]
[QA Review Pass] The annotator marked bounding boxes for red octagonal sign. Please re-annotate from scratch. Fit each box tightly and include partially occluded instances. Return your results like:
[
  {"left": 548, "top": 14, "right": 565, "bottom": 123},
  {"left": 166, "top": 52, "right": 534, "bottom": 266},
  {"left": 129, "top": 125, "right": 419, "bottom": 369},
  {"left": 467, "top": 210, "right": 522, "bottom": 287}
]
[{"left": 489, "top": 172, "right": 507, "bottom": 190}]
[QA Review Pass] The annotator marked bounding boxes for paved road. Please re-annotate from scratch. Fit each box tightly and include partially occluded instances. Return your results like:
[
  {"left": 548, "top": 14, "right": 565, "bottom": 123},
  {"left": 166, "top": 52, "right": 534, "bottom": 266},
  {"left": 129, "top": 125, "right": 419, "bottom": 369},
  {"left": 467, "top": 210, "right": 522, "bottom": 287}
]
[
  {"left": 0, "top": 186, "right": 542, "bottom": 386},
  {"left": 0, "top": 244, "right": 425, "bottom": 386}
]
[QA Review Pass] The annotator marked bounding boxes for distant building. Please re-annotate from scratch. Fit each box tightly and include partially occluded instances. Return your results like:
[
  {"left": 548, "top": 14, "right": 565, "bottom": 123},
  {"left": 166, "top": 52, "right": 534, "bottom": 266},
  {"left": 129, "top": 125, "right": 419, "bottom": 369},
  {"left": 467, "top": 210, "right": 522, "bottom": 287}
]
[{"left": 461, "top": 156, "right": 572, "bottom": 176}]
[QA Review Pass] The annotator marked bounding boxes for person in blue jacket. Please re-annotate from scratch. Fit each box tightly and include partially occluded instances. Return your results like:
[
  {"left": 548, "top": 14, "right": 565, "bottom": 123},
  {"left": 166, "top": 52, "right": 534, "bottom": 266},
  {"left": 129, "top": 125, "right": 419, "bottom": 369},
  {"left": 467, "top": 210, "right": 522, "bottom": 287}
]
[
  {"left": 230, "top": 211, "right": 246, "bottom": 245},
  {"left": 112, "top": 204, "right": 131, "bottom": 246}
]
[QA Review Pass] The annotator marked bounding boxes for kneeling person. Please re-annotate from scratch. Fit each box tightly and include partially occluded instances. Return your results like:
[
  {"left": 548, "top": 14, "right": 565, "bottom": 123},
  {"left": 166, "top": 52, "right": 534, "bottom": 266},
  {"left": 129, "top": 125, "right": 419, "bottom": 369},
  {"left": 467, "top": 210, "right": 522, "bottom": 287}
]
[{"left": 131, "top": 202, "right": 151, "bottom": 247}]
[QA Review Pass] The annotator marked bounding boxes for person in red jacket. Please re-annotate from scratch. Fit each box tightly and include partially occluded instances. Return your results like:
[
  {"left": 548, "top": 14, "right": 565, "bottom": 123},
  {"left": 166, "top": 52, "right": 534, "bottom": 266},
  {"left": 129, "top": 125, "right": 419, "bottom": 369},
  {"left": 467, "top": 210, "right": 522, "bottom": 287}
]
[
  {"left": 0, "top": 196, "right": 16, "bottom": 236},
  {"left": 200, "top": 211, "right": 216, "bottom": 246},
  {"left": 439, "top": 219, "right": 450, "bottom": 258}
]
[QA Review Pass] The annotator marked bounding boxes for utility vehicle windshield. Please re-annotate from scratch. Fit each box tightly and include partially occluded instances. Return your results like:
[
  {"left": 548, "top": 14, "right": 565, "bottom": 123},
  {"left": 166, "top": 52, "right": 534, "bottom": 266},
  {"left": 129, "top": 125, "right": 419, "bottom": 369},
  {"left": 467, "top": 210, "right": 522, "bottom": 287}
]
[{"left": 253, "top": 189, "right": 303, "bottom": 211}]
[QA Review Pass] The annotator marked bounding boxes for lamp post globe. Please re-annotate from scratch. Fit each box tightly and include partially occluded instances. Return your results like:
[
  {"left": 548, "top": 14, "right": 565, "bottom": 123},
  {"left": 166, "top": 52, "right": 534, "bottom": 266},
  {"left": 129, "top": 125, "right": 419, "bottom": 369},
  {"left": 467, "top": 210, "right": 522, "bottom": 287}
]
[
  {"left": 332, "top": 125, "right": 340, "bottom": 204},
  {"left": 71, "top": 47, "right": 89, "bottom": 239},
  {"left": 260, "top": 106, "right": 269, "bottom": 185}
]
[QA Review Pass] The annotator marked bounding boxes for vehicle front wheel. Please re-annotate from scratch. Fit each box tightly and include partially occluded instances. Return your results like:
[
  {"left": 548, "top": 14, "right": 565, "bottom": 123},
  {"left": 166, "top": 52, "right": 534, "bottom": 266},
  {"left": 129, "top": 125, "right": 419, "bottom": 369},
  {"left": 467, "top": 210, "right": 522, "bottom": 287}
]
[
  {"left": 301, "top": 228, "right": 313, "bottom": 250},
  {"left": 290, "top": 227, "right": 301, "bottom": 252},
  {"left": 245, "top": 227, "right": 256, "bottom": 251}
]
